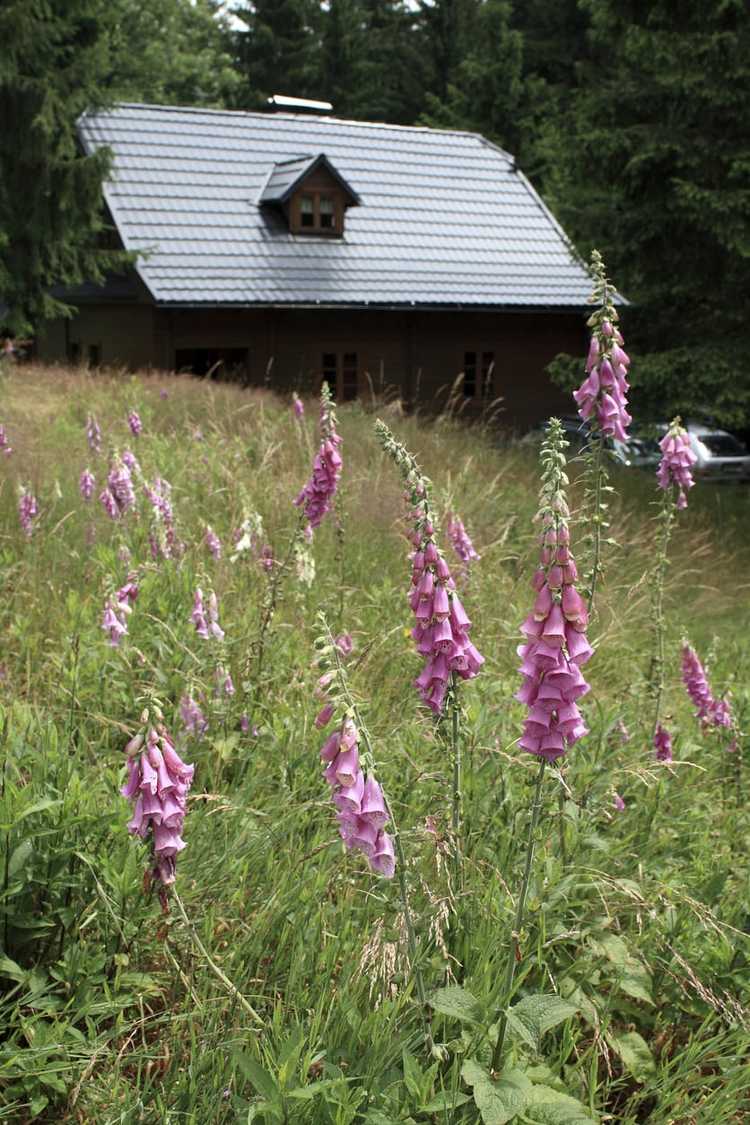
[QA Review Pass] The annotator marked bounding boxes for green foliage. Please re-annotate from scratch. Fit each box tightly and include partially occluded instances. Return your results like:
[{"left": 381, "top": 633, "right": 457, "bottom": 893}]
[{"left": 0, "top": 365, "right": 749, "bottom": 1121}]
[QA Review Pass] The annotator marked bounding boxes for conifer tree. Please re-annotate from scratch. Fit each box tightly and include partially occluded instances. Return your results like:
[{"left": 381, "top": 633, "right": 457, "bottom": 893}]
[
  {"left": 232, "top": 0, "right": 323, "bottom": 109},
  {"left": 0, "top": 0, "right": 118, "bottom": 333}
]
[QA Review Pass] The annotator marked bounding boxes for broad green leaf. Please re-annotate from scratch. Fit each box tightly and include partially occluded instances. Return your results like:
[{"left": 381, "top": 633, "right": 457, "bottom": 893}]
[
  {"left": 429, "top": 985, "right": 483, "bottom": 1025},
  {"left": 462, "top": 1058, "right": 532, "bottom": 1125},
  {"left": 526, "top": 1084, "right": 596, "bottom": 1123},
  {"left": 422, "top": 1090, "right": 472, "bottom": 1112},
  {"left": 0, "top": 955, "right": 26, "bottom": 983},
  {"left": 287, "top": 1080, "right": 337, "bottom": 1099},
  {"left": 233, "top": 1051, "right": 280, "bottom": 1103},
  {"left": 618, "top": 974, "right": 654, "bottom": 1006},
  {"left": 606, "top": 1030, "right": 656, "bottom": 1083},
  {"left": 402, "top": 1047, "right": 424, "bottom": 1099},
  {"left": 15, "top": 798, "right": 61, "bottom": 823},
  {"left": 591, "top": 935, "right": 653, "bottom": 1005},
  {"left": 506, "top": 994, "right": 579, "bottom": 1052},
  {"left": 8, "top": 838, "right": 33, "bottom": 878}
]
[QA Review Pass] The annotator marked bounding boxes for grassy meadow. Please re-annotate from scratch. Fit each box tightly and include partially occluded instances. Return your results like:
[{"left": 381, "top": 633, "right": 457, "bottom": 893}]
[{"left": 0, "top": 362, "right": 749, "bottom": 1124}]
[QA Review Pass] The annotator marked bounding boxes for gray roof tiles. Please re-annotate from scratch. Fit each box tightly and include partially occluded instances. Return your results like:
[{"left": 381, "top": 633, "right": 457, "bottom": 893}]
[{"left": 79, "top": 102, "right": 593, "bottom": 308}]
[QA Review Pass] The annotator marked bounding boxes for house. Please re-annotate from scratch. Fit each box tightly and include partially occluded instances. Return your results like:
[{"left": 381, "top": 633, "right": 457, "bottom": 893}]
[{"left": 38, "top": 101, "right": 594, "bottom": 426}]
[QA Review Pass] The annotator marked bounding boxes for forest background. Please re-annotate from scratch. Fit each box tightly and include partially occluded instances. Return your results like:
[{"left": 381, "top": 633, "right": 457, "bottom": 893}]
[{"left": 0, "top": 0, "right": 749, "bottom": 431}]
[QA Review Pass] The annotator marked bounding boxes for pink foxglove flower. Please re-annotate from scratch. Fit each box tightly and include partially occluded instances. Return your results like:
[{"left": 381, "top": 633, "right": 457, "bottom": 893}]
[
  {"left": 681, "top": 643, "right": 734, "bottom": 733},
  {"left": 447, "top": 513, "right": 481, "bottom": 567},
  {"left": 214, "top": 664, "right": 234, "bottom": 697},
  {"left": 180, "top": 694, "right": 208, "bottom": 737},
  {"left": 205, "top": 526, "right": 222, "bottom": 559},
  {"left": 517, "top": 421, "right": 592, "bottom": 762},
  {"left": 86, "top": 414, "right": 101, "bottom": 454},
  {"left": 191, "top": 587, "right": 224, "bottom": 641},
  {"left": 259, "top": 545, "right": 274, "bottom": 571},
  {"left": 145, "top": 476, "right": 180, "bottom": 559},
  {"left": 656, "top": 419, "right": 696, "bottom": 509},
  {"left": 102, "top": 598, "right": 128, "bottom": 646},
  {"left": 613, "top": 792, "right": 626, "bottom": 812},
  {"left": 654, "top": 723, "right": 673, "bottom": 762},
  {"left": 128, "top": 410, "right": 142, "bottom": 437},
  {"left": 321, "top": 716, "right": 395, "bottom": 878},
  {"left": 121, "top": 723, "right": 194, "bottom": 890},
  {"left": 79, "top": 467, "right": 95, "bottom": 500},
  {"left": 335, "top": 632, "right": 354, "bottom": 656},
  {"left": 375, "top": 421, "right": 484, "bottom": 714},
  {"left": 0, "top": 424, "right": 12, "bottom": 456},
  {"left": 122, "top": 448, "right": 140, "bottom": 473},
  {"left": 99, "top": 487, "right": 118, "bottom": 520},
  {"left": 106, "top": 458, "right": 136, "bottom": 517},
  {"left": 293, "top": 384, "right": 342, "bottom": 534},
  {"left": 18, "top": 487, "right": 38, "bottom": 537},
  {"left": 292, "top": 393, "right": 304, "bottom": 418},
  {"left": 573, "top": 253, "right": 632, "bottom": 442}
]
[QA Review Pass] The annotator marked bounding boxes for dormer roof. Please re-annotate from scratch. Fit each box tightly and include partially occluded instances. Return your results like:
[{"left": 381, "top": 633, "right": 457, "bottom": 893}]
[{"left": 259, "top": 153, "right": 361, "bottom": 208}]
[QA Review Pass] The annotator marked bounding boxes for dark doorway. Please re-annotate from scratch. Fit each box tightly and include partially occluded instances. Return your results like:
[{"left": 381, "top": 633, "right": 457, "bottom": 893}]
[{"left": 175, "top": 347, "right": 249, "bottom": 380}]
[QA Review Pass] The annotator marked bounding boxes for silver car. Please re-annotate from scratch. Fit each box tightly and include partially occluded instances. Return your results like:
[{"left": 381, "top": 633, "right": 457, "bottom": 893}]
[{"left": 684, "top": 424, "right": 750, "bottom": 482}]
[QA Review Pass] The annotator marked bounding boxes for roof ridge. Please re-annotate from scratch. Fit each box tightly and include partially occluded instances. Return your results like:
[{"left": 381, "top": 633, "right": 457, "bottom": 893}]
[{"left": 90, "top": 102, "right": 504, "bottom": 146}]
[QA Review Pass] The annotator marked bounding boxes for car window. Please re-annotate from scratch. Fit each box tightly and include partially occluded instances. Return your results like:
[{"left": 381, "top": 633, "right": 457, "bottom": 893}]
[{"left": 698, "top": 434, "right": 748, "bottom": 456}]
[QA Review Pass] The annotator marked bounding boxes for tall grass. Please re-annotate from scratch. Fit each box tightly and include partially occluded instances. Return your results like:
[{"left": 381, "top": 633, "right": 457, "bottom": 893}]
[{"left": 0, "top": 362, "right": 748, "bottom": 1123}]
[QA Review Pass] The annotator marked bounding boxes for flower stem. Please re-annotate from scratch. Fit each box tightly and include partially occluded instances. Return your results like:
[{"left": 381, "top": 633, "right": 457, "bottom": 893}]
[
  {"left": 491, "top": 757, "right": 547, "bottom": 1072},
  {"left": 450, "top": 673, "right": 463, "bottom": 890},
  {"left": 586, "top": 432, "right": 605, "bottom": 616},
  {"left": 254, "top": 516, "right": 305, "bottom": 682},
  {"left": 650, "top": 493, "right": 675, "bottom": 738},
  {"left": 172, "top": 890, "right": 265, "bottom": 1027}
]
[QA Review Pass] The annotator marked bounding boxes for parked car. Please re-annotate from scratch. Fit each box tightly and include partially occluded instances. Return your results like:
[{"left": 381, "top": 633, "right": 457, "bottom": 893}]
[{"left": 681, "top": 423, "right": 750, "bottom": 482}]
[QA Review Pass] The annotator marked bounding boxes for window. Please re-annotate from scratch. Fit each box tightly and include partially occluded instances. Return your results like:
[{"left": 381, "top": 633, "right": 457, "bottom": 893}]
[
  {"left": 292, "top": 191, "right": 342, "bottom": 235},
  {"left": 321, "top": 352, "right": 358, "bottom": 401},
  {"left": 300, "top": 195, "right": 315, "bottom": 228},
  {"left": 463, "top": 350, "right": 495, "bottom": 398},
  {"left": 175, "top": 347, "right": 249, "bottom": 380}
]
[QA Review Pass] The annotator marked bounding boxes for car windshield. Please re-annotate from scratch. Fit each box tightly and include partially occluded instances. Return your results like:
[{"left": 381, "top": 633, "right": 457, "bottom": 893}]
[{"left": 697, "top": 433, "right": 748, "bottom": 457}]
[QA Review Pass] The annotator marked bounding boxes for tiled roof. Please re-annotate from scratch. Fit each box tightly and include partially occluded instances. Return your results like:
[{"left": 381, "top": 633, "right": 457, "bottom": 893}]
[
  {"left": 78, "top": 103, "right": 594, "bottom": 309},
  {"left": 259, "top": 154, "right": 360, "bottom": 206}
]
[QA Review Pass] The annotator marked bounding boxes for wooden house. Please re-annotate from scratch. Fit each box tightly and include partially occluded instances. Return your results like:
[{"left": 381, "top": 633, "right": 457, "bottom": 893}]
[{"left": 38, "top": 101, "right": 594, "bottom": 426}]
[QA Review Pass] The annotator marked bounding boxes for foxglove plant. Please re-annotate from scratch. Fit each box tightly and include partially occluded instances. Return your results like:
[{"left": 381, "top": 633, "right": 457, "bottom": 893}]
[
  {"left": 493, "top": 418, "right": 591, "bottom": 1071},
  {"left": 122, "top": 448, "right": 140, "bottom": 474},
  {"left": 128, "top": 410, "right": 142, "bottom": 437},
  {"left": 86, "top": 414, "right": 101, "bottom": 454},
  {"left": 315, "top": 614, "right": 440, "bottom": 1055},
  {"left": 375, "top": 418, "right": 483, "bottom": 874},
  {"left": 145, "top": 476, "right": 180, "bottom": 559},
  {"left": 654, "top": 723, "right": 673, "bottom": 763},
  {"left": 446, "top": 512, "right": 481, "bottom": 569},
  {"left": 293, "top": 382, "right": 342, "bottom": 536},
  {"left": 102, "top": 456, "right": 136, "bottom": 519},
  {"left": 79, "top": 467, "right": 95, "bottom": 500},
  {"left": 681, "top": 642, "right": 736, "bottom": 748},
  {"left": 101, "top": 573, "right": 139, "bottom": 647},
  {"left": 205, "top": 525, "right": 222, "bottom": 559},
  {"left": 292, "top": 392, "right": 304, "bottom": 419},
  {"left": 191, "top": 587, "right": 225, "bottom": 641},
  {"left": 650, "top": 418, "right": 695, "bottom": 761},
  {"left": 0, "top": 424, "right": 12, "bottom": 456},
  {"left": 180, "top": 693, "right": 208, "bottom": 737},
  {"left": 121, "top": 709, "right": 194, "bottom": 899},
  {"left": 574, "top": 250, "right": 631, "bottom": 613},
  {"left": 18, "top": 486, "right": 38, "bottom": 537}
]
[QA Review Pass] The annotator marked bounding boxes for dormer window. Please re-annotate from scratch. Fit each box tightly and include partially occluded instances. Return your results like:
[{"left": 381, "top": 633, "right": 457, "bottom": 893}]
[{"left": 260, "top": 153, "right": 360, "bottom": 237}]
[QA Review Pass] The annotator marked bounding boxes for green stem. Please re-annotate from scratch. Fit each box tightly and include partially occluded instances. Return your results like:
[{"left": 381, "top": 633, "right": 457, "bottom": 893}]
[
  {"left": 173, "top": 891, "right": 265, "bottom": 1027},
  {"left": 651, "top": 495, "right": 674, "bottom": 739},
  {"left": 491, "top": 757, "right": 547, "bottom": 1072},
  {"left": 254, "top": 516, "right": 305, "bottom": 682},
  {"left": 586, "top": 433, "right": 605, "bottom": 616},
  {"left": 450, "top": 673, "right": 463, "bottom": 890}
]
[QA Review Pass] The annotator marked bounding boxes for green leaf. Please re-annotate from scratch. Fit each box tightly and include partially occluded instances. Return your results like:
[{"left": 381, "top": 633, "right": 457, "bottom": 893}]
[
  {"left": 506, "top": 994, "right": 579, "bottom": 1052},
  {"left": 233, "top": 1051, "right": 280, "bottom": 1103},
  {"left": 605, "top": 1030, "right": 656, "bottom": 1083},
  {"left": 8, "top": 838, "right": 33, "bottom": 878},
  {"left": 402, "top": 1048, "right": 424, "bottom": 1099},
  {"left": 462, "top": 1059, "right": 532, "bottom": 1124},
  {"left": 15, "top": 798, "right": 61, "bottom": 823},
  {"left": 422, "top": 1090, "right": 472, "bottom": 1112},
  {"left": 287, "top": 1080, "right": 336, "bottom": 1099},
  {"left": 526, "top": 1084, "right": 596, "bottom": 1123},
  {"left": 0, "top": 955, "right": 26, "bottom": 983},
  {"left": 429, "top": 985, "right": 483, "bottom": 1024}
]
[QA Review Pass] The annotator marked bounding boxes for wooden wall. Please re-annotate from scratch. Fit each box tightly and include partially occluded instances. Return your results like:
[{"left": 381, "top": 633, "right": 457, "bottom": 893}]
[{"left": 39, "top": 303, "right": 585, "bottom": 430}]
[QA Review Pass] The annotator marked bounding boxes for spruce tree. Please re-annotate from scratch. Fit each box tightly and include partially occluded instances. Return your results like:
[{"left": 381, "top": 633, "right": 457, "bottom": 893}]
[
  {"left": 0, "top": 0, "right": 117, "bottom": 333},
  {"left": 232, "top": 0, "right": 323, "bottom": 109}
]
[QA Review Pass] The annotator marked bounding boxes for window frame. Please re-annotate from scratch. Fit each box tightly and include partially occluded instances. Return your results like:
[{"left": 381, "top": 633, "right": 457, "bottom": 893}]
[
  {"left": 319, "top": 350, "right": 359, "bottom": 401},
  {"left": 291, "top": 190, "right": 343, "bottom": 236},
  {"left": 462, "top": 348, "right": 496, "bottom": 400}
]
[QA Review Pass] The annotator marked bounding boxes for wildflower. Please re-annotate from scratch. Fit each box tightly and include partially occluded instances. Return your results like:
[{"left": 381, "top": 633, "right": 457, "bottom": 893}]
[
  {"left": 160, "top": 389, "right": 169, "bottom": 400},
  {"left": 215, "top": 664, "right": 234, "bottom": 697},
  {"left": 293, "top": 383, "right": 342, "bottom": 534},
  {"left": 292, "top": 393, "right": 304, "bottom": 418},
  {"left": 102, "top": 598, "right": 128, "bottom": 646},
  {"left": 654, "top": 723, "right": 673, "bottom": 763},
  {"left": 615, "top": 718, "right": 631, "bottom": 744},
  {"left": 613, "top": 792, "right": 626, "bottom": 812},
  {"left": 0, "top": 424, "right": 12, "bottom": 456},
  {"left": 180, "top": 693, "right": 208, "bottom": 736},
  {"left": 335, "top": 633, "right": 354, "bottom": 657},
  {"left": 573, "top": 252, "right": 632, "bottom": 442},
  {"left": 79, "top": 467, "right": 95, "bottom": 500},
  {"left": 18, "top": 487, "right": 38, "bottom": 537},
  {"left": 240, "top": 713, "right": 250, "bottom": 733},
  {"left": 191, "top": 587, "right": 224, "bottom": 641},
  {"left": 517, "top": 420, "right": 591, "bottom": 762},
  {"left": 86, "top": 414, "right": 101, "bottom": 453},
  {"left": 121, "top": 721, "right": 194, "bottom": 889},
  {"left": 145, "top": 476, "right": 180, "bottom": 559},
  {"left": 122, "top": 448, "right": 140, "bottom": 474},
  {"left": 259, "top": 545, "right": 274, "bottom": 572},
  {"left": 656, "top": 419, "right": 697, "bottom": 510},
  {"left": 315, "top": 702, "right": 335, "bottom": 729},
  {"left": 447, "top": 513, "right": 481, "bottom": 567},
  {"left": 321, "top": 716, "right": 394, "bottom": 878},
  {"left": 106, "top": 457, "right": 136, "bottom": 517},
  {"left": 681, "top": 642, "right": 734, "bottom": 732},
  {"left": 375, "top": 421, "right": 483, "bottom": 714},
  {"left": 205, "top": 525, "right": 222, "bottom": 559},
  {"left": 128, "top": 410, "right": 142, "bottom": 437}
]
